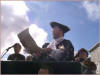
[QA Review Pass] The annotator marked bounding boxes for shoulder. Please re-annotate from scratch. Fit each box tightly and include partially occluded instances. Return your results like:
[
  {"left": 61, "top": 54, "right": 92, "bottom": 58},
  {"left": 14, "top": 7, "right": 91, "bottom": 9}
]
[
  {"left": 19, "top": 54, "right": 25, "bottom": 58},
  {"left": 8, "top": 54, "right": 15, "bottom": 57},
  {"left": 8, "top": 54, "right": 15, "bottom": 60},
  {"left": 61, "top": 39, "right": 74, "bottom": 48},
  {"left": 62, "top": 39, "right": 72, "bottom": 44},
  {"left": 19, "top": 54, "right": 24, "bottom": 56}
]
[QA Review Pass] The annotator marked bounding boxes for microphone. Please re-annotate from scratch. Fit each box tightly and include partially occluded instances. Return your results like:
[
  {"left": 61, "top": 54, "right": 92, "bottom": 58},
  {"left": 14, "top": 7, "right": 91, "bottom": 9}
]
[{"left": 6, "top": 43, "right": 16, "bottom": 51}]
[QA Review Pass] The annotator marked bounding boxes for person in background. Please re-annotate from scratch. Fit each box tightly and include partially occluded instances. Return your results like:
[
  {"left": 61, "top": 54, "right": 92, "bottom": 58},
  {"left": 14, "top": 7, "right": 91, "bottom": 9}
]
[
  {"left": 7, "top": 43, "right": 25, "bottom": 60},
  {"left": 26, "top": 55, "right": 33, "bottom": 61},
  {"left": 75, "top": 48, "right": 88, "bottom": 62},
  {"left": 75, "top": 48, "right": 97, "bottom": 74}
]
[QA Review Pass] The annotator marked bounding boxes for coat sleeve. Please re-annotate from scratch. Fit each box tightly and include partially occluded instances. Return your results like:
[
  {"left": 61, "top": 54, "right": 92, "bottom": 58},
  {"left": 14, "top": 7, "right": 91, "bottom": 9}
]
[
  {"left": 62, "top": 40, "right": 74, "bottom": 61},
  {"left": 7, "top": 55, "right": 12, "bottom": 60}
]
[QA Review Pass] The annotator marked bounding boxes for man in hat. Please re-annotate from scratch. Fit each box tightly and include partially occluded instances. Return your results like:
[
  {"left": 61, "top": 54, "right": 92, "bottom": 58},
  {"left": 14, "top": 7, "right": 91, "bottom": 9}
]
[{"left": 40, "top": 22, "right": 74, "bottom": 61}]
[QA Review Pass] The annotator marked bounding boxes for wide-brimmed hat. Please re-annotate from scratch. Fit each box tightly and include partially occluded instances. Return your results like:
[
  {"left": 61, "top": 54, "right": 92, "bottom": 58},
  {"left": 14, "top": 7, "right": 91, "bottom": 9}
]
[{"left": 50, "top": 21, "right": 70, "bottom": 33}]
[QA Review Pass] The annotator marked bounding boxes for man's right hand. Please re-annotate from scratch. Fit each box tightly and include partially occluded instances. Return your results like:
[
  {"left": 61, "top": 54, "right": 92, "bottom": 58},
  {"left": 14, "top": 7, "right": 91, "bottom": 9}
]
[
  {"left": 42, "top": 48, "right": 52, "bottom": 53},
  {"left": 75, "top": 57, "right": 80, "bottom": 62},
  {"left": 32, "top": 48, "right": 52, "bottom": 57}
]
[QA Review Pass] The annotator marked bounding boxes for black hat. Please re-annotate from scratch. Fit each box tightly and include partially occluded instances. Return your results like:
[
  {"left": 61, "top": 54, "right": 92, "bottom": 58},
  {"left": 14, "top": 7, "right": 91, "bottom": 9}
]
[{"left": 50, "top": 22, "right": 70, "bottom": 33}]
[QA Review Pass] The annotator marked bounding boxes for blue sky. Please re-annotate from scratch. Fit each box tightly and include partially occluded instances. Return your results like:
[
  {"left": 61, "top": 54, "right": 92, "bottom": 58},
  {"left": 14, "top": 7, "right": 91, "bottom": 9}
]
[{"left": 26, "top": 1, "right": 99, "bottom": 51}]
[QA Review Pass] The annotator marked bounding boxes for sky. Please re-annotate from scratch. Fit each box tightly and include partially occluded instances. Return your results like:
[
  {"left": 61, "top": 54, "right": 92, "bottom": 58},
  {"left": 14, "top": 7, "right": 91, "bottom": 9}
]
[{"left": 1, "top": 1, "right": 99, "bottom": 60}]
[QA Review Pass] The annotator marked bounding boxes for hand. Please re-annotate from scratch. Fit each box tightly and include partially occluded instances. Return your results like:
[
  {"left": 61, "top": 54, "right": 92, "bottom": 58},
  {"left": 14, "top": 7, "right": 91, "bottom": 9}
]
[
  {"left": 33, "top": 51, "right": 41, "bottom": 57},
  {"left": 75, "top": 57, "right": 80, "bottom": 62}
]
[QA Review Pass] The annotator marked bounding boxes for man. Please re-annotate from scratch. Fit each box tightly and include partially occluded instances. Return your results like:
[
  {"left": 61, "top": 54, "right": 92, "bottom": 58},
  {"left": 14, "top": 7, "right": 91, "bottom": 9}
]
[
  {"left": 41, "top": 21, "right": 74, "bottom": 61},
  {"left": 8, "top": 43, "right": 25, "bottom": 60}
]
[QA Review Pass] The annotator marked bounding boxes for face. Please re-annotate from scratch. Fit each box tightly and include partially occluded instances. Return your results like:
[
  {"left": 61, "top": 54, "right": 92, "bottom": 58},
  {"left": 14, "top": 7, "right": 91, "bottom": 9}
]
[
  {"left": 14, "top": 45, "right": 21, "bottom": 54},
  {"left": 52, "top": 26, "right": 63, "bottom": 39},
  {"left": 79, "top": 51, "right": 88, "bottom": 59}
]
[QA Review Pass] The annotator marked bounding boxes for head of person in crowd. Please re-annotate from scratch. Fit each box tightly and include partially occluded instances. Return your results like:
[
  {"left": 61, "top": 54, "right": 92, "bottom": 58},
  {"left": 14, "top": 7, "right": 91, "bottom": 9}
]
[
  {"left": 42, "top": 43, "right": 50, "bottom": 48},
  {"left": 75, "top": 48, "right": 88, "bottom": 62},
  {"left": 26, "top": 55, "right": 33, "bottom": 61},
  {"left": 50, "top": 22, "right": 70, "bottom": 39},
  {"left": 13, "top": 43, "right": 21, "bottom": 54}
]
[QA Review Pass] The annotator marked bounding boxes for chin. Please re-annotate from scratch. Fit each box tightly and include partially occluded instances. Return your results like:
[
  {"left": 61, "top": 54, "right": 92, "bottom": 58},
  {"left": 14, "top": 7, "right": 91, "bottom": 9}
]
[{"left": 53, "top": 36, "right": 57, "bottom": 39}]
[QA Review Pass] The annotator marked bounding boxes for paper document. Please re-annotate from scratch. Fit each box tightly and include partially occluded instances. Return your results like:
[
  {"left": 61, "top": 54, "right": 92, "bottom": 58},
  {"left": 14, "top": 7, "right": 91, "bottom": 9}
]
[{"left": 18, "top": 28, "right": 42, "bottom": 54}]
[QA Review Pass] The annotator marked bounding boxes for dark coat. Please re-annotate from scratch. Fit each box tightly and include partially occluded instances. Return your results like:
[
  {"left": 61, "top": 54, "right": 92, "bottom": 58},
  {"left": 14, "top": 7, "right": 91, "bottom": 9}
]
[
  {"left": 49, "top": 39, "right": 74, "bottom": 61},
  {"left": 56, "top": 39, "right": 74, "bottom": 61},
  {"left": 7, "top": 54, "right": 25, "bottom": 60},
  {"left": 39, "top": 39, "right": 74, "bottom": 61},
  {"left": 32, "top": 39, "right": 74, "bottom": 61}
]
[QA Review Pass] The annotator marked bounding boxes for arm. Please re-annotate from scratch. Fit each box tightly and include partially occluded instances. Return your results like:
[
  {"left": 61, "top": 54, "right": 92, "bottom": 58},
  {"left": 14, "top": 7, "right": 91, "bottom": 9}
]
[
  {"left": 62, "top": 40, "right": 74, "bottom": 61},
  {"left": 7, "top": 55, "right": 12, "bottom": 60}
]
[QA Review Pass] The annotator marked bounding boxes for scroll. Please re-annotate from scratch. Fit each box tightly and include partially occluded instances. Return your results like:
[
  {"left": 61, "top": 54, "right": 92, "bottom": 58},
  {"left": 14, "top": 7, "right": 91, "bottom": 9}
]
[{"left": 18, "top": 28, "right": 42, "bottom": 54}]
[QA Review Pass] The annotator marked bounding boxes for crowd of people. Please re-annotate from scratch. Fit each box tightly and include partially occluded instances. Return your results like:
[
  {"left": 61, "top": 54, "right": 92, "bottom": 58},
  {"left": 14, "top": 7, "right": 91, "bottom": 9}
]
[{"left": 7, "top": 21, "right": 97, "bottom": 74}]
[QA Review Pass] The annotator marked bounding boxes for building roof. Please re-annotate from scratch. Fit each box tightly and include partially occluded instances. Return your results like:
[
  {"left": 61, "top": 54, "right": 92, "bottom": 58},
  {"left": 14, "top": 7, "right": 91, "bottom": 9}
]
[{"left": 89, "top": 42, "right": 100, "bottom": 53}]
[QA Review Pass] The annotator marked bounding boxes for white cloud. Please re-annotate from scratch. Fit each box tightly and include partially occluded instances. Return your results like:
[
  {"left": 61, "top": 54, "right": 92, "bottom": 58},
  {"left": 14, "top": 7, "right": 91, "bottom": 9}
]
[
  {"left": 1, "top": 1, "right": 29, "bottom": 51},
  {"left": 1, "top": 1, "right": 48, "bottom": 60},
  {"left": 82, "top": 1, "right": 99, "bottom": 21},
  {"left": 1, "top": 1, "right": 30, "bottom": 60},
  {"left": 29, "top": 24, "right": 48, "bottom": 47},
  {"left": 1, "top": 1, "right": 29, "bottom": 16}
]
